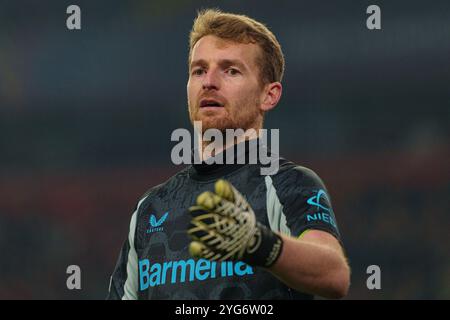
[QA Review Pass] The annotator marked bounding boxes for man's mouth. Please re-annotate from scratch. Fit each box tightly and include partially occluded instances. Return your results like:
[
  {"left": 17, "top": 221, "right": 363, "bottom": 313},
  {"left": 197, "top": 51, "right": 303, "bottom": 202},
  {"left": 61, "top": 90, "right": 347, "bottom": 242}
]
[{"left": 200, "top": 99, "right": 224, "bottom": 108}]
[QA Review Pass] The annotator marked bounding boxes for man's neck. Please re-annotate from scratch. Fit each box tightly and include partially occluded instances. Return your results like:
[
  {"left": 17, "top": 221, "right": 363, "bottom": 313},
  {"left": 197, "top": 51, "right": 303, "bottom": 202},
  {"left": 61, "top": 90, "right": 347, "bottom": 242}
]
[{"left": 196, "top": 128, "right": 261, "bottom": 162}]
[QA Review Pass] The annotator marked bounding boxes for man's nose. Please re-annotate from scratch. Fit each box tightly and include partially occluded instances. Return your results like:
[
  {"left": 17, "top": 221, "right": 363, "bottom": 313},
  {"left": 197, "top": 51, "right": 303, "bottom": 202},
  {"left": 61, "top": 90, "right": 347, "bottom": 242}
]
[{"left": 202, "top": 69, "right": 220, "bottom": 91}]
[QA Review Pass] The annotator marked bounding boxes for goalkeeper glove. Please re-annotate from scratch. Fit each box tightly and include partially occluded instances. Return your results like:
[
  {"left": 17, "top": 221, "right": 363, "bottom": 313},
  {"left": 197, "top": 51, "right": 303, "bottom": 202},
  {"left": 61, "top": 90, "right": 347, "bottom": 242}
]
[{"left": 187, "top": 179, "right": 283, "bottom": 268}]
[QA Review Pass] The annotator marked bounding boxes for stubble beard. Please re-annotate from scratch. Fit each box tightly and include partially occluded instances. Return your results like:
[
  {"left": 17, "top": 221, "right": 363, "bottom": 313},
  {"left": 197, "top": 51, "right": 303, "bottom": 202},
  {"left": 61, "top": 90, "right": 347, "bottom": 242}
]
[{"left": 188, "top": 98, "right": 263, "bottom": 134}]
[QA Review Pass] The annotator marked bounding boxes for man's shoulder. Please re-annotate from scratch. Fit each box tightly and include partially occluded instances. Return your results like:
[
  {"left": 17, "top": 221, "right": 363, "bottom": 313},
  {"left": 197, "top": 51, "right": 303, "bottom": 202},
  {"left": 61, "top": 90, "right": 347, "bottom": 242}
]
[
  {"left": 275, "top": 158, "right": 321, "bottom": 179},
  {"left": 270, "top": 158, "right": 326, "bottom": 189}
]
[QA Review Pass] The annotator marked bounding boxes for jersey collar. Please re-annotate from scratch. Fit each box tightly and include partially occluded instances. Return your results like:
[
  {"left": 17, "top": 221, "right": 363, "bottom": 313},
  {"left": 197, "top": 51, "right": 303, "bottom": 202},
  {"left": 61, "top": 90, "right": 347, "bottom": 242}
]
[{"left": 190, "top": 138, "right": 261, "bottom": 181}]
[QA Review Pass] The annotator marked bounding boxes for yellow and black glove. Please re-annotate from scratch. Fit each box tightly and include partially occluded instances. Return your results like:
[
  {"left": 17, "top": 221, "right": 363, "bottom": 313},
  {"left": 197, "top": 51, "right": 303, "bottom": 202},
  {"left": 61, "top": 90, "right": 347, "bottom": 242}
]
[{"left": 187, "top": 179, "right": 283, "bottom": 268}]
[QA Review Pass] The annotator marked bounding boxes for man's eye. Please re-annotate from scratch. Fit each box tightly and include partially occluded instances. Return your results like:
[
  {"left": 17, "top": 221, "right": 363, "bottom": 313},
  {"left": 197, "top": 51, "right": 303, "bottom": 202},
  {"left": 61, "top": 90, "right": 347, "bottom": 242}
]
[
  {"left": 226, "top": 68, "right": 240, "bottom": 76},
  {"left": 192, "top": 69, "right": 205, "bottom": 76}
]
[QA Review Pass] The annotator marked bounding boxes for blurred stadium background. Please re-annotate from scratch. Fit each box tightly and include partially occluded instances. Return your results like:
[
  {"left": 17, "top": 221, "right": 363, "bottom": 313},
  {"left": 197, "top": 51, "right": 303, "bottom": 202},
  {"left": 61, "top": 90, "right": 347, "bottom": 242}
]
[{"left": 0, "top": 0, "right": 449, "bottom": 299}]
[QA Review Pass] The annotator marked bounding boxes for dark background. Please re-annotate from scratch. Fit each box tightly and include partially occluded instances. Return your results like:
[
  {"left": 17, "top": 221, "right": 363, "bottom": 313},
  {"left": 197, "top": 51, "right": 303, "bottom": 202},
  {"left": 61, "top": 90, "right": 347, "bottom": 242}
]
[{"left": 0, "top": 0, "right": 449, "bottom": 299}]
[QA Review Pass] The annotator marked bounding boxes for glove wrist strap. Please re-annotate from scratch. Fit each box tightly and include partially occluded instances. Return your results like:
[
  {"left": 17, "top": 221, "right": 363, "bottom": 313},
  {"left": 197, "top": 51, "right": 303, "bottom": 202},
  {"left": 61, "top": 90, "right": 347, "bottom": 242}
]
[{"left": 243, "top": 223, "right": 283, "bottom": 268}]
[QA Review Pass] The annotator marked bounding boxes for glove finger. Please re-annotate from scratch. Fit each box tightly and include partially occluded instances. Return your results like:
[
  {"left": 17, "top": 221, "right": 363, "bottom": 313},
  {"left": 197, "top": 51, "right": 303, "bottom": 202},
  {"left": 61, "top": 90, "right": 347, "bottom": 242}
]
[
  {"left": 189, "top": 241, "right": 207, "bottom": 258},
  {"left": 188, "top": 211, "right": 228, "bottom": 238},
  {"left": 187, "top": 221, "right": 224, "bottom": 254},
  {"left": 196, "top": 191, "right": 222, "bottom": 210},
  {"left": 215, "top": 179, "right": 235, "bottom": 202},
  {"left": 187, "top": 220, "right": 210, "bottom": 240},
  {"left": 189, "top": 241, "right": 223, "bottom": 261},
  {"left": 189, "top": 207, "right": 223, "bottom": 232}
]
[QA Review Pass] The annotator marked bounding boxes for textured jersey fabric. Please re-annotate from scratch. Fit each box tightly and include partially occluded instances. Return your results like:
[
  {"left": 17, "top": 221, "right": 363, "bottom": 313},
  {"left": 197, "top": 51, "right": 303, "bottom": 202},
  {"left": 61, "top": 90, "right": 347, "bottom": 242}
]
[{"left": 107, "top": 140, "right": 342, "bottom": 300}]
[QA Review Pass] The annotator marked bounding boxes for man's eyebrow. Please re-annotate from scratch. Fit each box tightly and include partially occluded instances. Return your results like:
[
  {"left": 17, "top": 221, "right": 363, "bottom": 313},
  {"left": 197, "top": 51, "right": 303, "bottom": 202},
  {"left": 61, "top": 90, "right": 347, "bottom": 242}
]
[
  {"left": 190, "top": 59, "right": 208, "bottom": 69},
  {"left": 189, "top": 59, "right": 248, "bottom": 70},
  {"left": 218, "top": 59, "right": 247, "bottom": 70}
]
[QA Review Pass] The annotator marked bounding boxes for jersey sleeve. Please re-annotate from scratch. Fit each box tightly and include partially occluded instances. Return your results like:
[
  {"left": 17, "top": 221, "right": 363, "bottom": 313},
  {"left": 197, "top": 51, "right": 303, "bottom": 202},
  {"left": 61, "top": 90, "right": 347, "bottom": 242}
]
[
  {"left": 266, "top": 165, "right": 341, "bottom": 242},
  {"left": 106, "top": 238, "right": 132, "bottom": 299},
  {"left": 106, "top": 206, "right": 140, "bottom": 300}
]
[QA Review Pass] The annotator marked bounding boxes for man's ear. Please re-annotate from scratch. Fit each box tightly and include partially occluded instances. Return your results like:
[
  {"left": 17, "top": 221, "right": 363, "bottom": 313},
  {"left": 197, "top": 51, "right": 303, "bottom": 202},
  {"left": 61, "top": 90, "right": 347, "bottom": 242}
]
[{"left": 260, "top": 82, "right": 282, "bottom": 112}]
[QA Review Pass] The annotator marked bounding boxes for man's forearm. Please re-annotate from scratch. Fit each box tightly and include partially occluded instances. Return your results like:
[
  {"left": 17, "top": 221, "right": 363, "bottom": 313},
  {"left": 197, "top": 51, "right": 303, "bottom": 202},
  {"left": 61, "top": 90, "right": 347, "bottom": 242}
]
[{"left": 268, "top": 233, "right": 350, "bottom": 299}]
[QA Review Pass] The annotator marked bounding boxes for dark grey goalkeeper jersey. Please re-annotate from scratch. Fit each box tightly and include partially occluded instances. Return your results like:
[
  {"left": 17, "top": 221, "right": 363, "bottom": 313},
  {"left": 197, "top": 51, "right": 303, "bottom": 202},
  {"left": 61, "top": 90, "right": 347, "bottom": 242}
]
[{"left": 107, "top": 141, "right": 342, "bottom": 300}]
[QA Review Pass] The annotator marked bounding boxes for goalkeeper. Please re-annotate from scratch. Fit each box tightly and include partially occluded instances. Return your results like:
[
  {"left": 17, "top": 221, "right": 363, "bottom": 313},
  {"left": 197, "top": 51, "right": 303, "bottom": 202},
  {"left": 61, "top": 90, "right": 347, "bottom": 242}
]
[{"left": 107, "top": 9, "right": 350, "bottom": 300}]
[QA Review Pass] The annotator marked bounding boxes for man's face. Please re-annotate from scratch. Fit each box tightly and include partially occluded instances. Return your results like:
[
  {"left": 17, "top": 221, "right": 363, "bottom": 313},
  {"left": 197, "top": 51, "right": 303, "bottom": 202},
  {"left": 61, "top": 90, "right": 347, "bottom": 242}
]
[{"left": 187, "top": 35, "right": 265, "bottom": 132}]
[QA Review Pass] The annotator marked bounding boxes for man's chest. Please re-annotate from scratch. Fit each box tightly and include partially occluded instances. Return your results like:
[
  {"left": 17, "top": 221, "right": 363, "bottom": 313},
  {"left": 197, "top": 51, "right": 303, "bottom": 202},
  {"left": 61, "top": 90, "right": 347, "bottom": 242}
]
[{"left": 134, "top": 183, "right": 269, "bottom": 260}]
